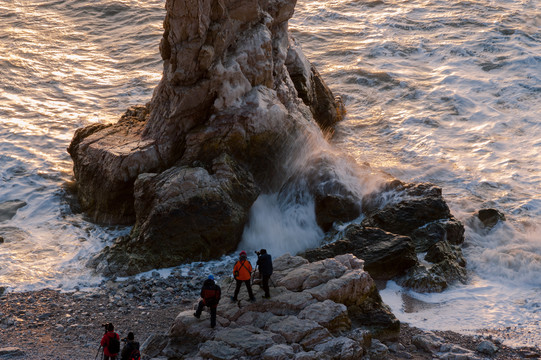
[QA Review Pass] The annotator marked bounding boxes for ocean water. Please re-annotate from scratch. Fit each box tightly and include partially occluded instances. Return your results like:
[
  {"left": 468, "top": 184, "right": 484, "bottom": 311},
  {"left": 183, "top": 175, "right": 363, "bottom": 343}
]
[{"left": 0, "top": 0, "right": 540, "bottom": 348}]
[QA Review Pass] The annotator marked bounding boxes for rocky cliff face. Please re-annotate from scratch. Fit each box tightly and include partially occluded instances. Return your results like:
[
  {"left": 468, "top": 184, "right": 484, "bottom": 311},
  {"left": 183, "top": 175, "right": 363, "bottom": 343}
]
[{"left": 68, "top": 0, "right": 345, "bottom": 275}]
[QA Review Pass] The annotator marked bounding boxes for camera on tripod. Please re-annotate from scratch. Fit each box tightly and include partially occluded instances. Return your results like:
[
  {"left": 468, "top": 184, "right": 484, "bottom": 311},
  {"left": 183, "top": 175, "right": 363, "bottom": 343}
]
[{"left": 101, "top": 322, "right": 113, "bottom": 333}]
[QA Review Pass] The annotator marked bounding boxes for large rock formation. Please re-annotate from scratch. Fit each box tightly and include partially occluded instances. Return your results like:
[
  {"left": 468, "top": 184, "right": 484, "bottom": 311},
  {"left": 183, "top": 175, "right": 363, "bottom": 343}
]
[
  {"left": 69, "top": 0, "right": 466, "bottom": 294},
  {"left": 69, "top": 0, "right": 345, "bottom": 275},
  {"left": 142, "top": 254, "right": 399, "bottom": 359}
]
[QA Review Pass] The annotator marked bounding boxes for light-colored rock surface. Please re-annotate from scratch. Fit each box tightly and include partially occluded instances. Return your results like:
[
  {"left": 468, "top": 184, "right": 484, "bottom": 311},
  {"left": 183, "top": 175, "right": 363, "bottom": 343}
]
[
  {"left": 69, "top": 0, "right": 346, "bottom": 275},
  {"left": 147, "top": 254, "right": 399, "bottom": 359}
]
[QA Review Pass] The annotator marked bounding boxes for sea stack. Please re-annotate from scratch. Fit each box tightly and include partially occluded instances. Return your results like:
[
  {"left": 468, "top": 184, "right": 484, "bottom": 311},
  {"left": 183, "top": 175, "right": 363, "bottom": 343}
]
[{"left": 68, "top": 0, "right": 345, "bottom": 276}]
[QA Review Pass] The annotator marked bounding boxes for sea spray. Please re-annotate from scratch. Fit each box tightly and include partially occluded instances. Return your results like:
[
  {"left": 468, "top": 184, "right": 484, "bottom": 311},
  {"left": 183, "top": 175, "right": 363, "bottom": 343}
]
[{"left": 239, "top": 122, "right": 388, "bottom": 256}]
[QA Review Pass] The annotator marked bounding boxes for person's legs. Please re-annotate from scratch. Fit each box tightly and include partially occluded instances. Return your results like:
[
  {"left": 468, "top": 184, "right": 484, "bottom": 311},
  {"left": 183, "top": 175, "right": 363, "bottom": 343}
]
[
  {"left": 244, "top": 280, "right": 255, "bottom": 301},
  {"left": 194, "top": 300, "right": 204, "bottom": 318},
  {"left": 210, "top": 306, "right": 217, "bottom": 328},
  {"left": 262, "top": 275, "right": 270, "bottom": 298},
  {"left": 232, "top": 280, "right": 242, "bottom": 300}
]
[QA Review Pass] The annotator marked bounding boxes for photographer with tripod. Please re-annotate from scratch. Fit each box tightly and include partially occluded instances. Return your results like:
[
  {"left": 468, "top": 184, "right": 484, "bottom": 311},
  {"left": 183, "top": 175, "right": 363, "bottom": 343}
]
[
  {"left": 99, "top": 323, "right": 120, "bottom": 360},
  {"left": 256, "top": 249, "right": 273, "bottom": 299}
]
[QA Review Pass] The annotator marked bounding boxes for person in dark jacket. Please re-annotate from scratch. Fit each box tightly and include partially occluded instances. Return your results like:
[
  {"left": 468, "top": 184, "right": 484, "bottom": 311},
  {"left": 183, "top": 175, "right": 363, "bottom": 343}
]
[
  {"left": 256, "top": 249, "right": 273, "bottom": 298},
  {"left": 120, "top": 332, "right": 140, "bottom": 360},
  {"left": 231, "top": 251, "right": 255, "bottom": 302},
  {"left": 194, "top": 275, "right": 221, "bottom": 328},
  {"left": 100, "top": 323, "right": 120, "bottom": 360}
]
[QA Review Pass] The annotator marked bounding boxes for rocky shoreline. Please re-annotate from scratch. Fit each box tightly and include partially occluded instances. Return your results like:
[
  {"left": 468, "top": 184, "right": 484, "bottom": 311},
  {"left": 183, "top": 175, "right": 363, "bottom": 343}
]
[
  {"left": 1, "top": 255, "right": 539, "bottom": 360},
  {"left": 40, "top": 0, "right": 537, "bottom": 359}
]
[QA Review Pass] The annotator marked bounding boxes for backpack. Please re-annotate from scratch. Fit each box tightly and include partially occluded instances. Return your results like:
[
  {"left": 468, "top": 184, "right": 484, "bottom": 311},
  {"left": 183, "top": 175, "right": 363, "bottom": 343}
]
[
  {"left": 129, "top": 348, "right": 141, "bottom": 360},
  {"left": 108, "top": 334, "right": 120, "bottom": 354}
]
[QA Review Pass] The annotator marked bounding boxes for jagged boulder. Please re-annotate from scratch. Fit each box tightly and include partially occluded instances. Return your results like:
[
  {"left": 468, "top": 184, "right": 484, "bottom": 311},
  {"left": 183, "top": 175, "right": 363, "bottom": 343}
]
[
  {"left": 88, "top": 154, "right": 260, "bottom": 276},
  {"left": 303, "top": 181, "right": 468, "bottom": 292},
  {"left": 301, "top": 226, "right": 417, "bottom": 280},
  {"left": 150, "top": 254, "right": 399, "bottom": 359},
  {"left": 361, "top": 183, "right": 452, "bottom": 235},
  {"left": 67, "top": 105, "right": 156, "bottom": 225}
]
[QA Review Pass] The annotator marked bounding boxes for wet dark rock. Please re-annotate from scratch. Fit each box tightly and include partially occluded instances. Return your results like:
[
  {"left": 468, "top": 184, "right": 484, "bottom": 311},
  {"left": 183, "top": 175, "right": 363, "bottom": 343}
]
[
  {"left": 0, "top": 200, "right": 27, "bottom": 223},
  {"left": 477, "top": 208, "right": 506, "bottom": 229},
  {"left": 301, "top": 225, "right": 417, "bottom": 280},
  {"left": 425, "top": 241, "right": 466, "bottom": 268},
  {"left": 305, "top": 181, "right": 469, "bottom": 292},
  {"left": 362, "top": 183, "right": 452, "bottom": 235},
  {"left": 348, "top": 287, "right": 401, "bottom": 341},
  {"left": 286, "top": 38, "right": 345, "bottom": 131},
  {"left": 410, "top": 218, "right": 465, "bottom": 252},
  {"left": 315, "top": 193, "right": 361, "bottom": 232},
  {"left": 397, "top": 239, "right": 467, "bottom": 293},
  {"left": 397, "top": 265, "right": 448, "bottom": 293}
]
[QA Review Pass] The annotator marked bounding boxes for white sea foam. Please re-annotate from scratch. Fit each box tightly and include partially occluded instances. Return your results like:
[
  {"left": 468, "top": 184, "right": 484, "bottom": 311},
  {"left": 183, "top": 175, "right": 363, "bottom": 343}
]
[
  {"left": 0, "top": 0, "right": 540, "bottom": 348},
  {"left": 238, "top": 193, "right": 324, "bottom": 257}
]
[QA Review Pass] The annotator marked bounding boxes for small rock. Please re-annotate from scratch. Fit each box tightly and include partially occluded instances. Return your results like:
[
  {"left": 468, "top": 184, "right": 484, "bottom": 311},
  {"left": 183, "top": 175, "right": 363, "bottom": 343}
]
[
  {"left": 476, "top": 340, "right": 498, "bottom": 355},
  {"left": 412, "top": 332, "right": 443, "bottom": 353},
  {"left": 368, "top": 339, "right": 389, "bottom": 360},
  {"left": 0, "top": 347, "right": 25, "bottom": 357},
  {"left": 261, "top": 344, "right": 295, "bottom": 360},
  {"left": 477, "top": 208, "right": 505, "bottom": 229}
]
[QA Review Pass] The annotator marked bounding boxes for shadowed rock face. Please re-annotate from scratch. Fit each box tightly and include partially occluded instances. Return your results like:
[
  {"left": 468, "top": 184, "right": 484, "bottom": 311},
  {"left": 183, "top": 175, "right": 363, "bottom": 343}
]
[{"left": 68, "top": 0, "right": 345, "bottom": 275}]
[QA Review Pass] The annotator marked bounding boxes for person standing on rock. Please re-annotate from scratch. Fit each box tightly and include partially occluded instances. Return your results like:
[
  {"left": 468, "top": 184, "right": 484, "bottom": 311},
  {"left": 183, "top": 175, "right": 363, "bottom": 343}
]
[
  {"left": 100, "top": 323, "right": 120, "bottom": 360},
  {"left": 120, "top": 332, "right": 140, "bottom": 360},
  {"left": 194, "top": 274, "right": 221, "bottom": 328},
  {"left": 256, "top": 248, "right": 273, "bottom": 299},
  {"left": 231, "top": 251, "right": 255, "bottom": 302}
]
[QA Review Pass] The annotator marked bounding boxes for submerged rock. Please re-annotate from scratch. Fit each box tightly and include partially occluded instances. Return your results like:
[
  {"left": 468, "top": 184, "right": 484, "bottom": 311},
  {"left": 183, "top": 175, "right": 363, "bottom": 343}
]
[
  {"left": 0, "top": 200, "right": 26, "bottom": 223},
  {"left": 477, "top": 208, "right": 506, "bottom": 229},
  {"left": 69, "top": 0, "right": 345, "bottom": 274}
]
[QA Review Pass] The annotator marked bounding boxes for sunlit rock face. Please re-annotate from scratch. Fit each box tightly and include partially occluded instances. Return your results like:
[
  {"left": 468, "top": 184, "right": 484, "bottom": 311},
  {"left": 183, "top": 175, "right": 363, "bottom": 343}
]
[
  {"left": 69, "top": 0, "right": 344, "bottom": 274},
  {"left": 145, "top": 254, "right": 398, "bottom": 359}
]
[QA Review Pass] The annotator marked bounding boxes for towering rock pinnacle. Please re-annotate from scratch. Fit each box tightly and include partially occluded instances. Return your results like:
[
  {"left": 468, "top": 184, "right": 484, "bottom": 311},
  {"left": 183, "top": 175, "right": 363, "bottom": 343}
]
[{"left": 68, "top": 0, "right": 345, "bottom": 275}]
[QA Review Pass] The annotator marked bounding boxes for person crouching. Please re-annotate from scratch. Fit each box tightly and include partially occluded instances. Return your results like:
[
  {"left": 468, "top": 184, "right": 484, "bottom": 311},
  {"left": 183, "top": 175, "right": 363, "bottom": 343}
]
[{"left": 194, "top": 275, "right": 221, "bottom": 328}]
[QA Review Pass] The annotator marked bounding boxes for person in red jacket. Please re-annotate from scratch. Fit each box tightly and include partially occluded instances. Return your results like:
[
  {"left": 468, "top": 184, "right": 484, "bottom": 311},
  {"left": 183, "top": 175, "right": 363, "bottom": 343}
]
[
  {"left": 194, "top": 274, "right": 221, "bottom": 328},
  {"left": 100, "top": 323, "right": 120, "bottom": 360},
  {"left": 231, "top": 251, "right": 255, "bottom": 302}
]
